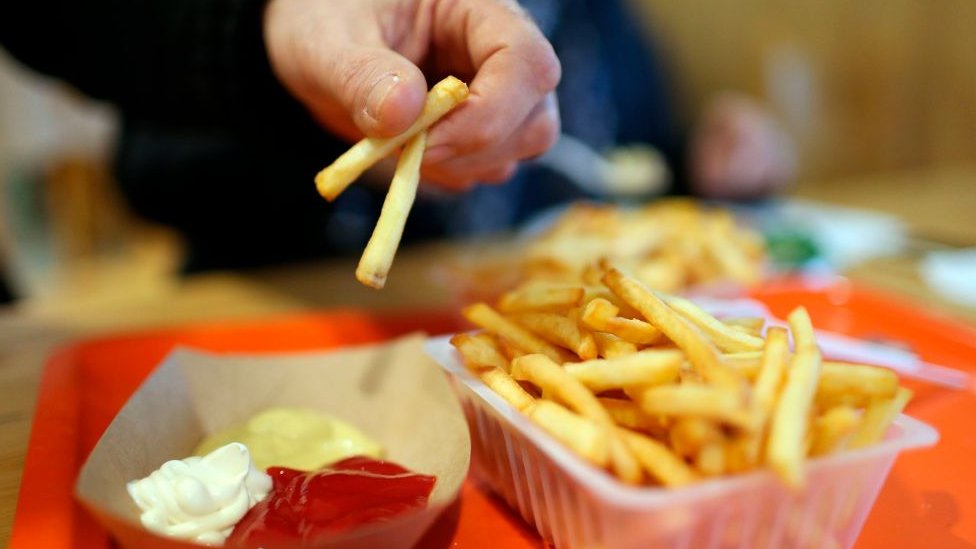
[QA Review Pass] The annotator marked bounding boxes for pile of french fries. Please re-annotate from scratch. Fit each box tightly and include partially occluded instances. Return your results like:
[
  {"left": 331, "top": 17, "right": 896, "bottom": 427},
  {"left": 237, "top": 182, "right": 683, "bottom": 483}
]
[
  {"left": 452, "top": 265, "right": 912, "bottom": 489},
  {"left": 519, "top": 201, "right": 765, "bottom": 293}
]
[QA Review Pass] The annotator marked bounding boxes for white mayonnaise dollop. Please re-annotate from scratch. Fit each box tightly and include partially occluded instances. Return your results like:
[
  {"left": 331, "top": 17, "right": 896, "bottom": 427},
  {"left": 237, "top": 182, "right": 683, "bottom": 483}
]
[{"left": 126, "top": 442, "right": 271, "bottom": 545}]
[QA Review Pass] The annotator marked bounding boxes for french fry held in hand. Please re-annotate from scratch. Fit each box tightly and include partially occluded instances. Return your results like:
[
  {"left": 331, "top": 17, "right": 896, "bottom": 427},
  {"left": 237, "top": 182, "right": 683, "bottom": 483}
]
[
  {"left": 452, "top": 263, "right": 915, "bottom": 489},
  {"left": 355, "top": 131, "right": 426, "bottom": 288},
  {"left": 315, "top": 76, "right": 469, "bottom": 201},
  {"left": 315, "top": 76, "right": 469, "bottom": 289}
]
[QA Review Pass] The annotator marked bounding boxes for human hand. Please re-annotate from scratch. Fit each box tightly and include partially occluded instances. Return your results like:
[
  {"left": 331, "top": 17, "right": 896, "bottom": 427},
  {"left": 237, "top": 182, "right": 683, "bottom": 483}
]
[
  {"left": 264, "top": 0, "right": 561, "bottom": 190},
  {"left": 688, "top": 93, "right": 795, "bottom": 199}
]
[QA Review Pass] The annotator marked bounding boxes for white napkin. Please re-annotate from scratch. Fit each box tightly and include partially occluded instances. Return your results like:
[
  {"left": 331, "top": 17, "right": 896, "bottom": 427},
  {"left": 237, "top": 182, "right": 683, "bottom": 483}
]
[{"left": 921, "top": 248, "right": 976, "bottom": 308}]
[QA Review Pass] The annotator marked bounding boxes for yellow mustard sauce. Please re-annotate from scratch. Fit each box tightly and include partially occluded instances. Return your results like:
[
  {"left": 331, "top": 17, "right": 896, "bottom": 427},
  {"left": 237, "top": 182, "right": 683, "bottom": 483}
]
[{"left": 195, "top": 407, "right": 383, "bottom": 471}]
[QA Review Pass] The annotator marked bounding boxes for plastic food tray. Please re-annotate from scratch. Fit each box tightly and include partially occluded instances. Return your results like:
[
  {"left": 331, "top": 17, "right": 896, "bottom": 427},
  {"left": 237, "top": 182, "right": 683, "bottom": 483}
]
[
  {"left": 426, "top": 336, "right": 938, "bottom": 549},
  {"left": 12, "top": 280, "right": 976, "bottom": 547}
]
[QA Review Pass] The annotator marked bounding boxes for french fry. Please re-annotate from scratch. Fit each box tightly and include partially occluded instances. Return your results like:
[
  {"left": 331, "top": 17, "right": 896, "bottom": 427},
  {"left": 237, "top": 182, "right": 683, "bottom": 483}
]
[
  {"left": 451, "top": 332, "right": 510, "bottom": 372},
  {"left": 602, "top": 269, "right": 742, "bottom": 390},
  {"left": 723, "top": 354, "right": 762, "bottom": 379},
  {"left": 677, "top": 367, "right": 704, "bottom": 385},
  {"left": 514, "top": 312, "right": 598, "bottom": 360},
  {"left": 696, "top": 441, "right": 727, "bottom": 476},
  {"left": 354, "top": 131, "right": 426, "bottom": 288},
  {"left": 809, "top": 405, "right": 860, "bottom": 456},
  {"left": 315, "top": 76, "right": 468, "bottom": 201},
  {"left": 581, "top": 263, "right": 607, "bottom": 286},
  {"left": 618, "top": 428, "right": 700, "bottom": 487},
  {"left": 724, "top": 355, "right": 901, "bottom": 414},
  {"left": 724, "top": 435, "right": 757, "bottom": 473},
  {"left": 316, "top": 76, "right": 469, "bottom": 288},
  {"left": 730, "top": 327, "right": 790, "bottom": 468},
  {"left": 724, "top": 317, "right": 766, "bottom": 337},
  {"left": 848, "top": 387, "right": 913, "bottom": 449},
  {"left": 598, "top": 398, "right": 645, "bottom": 430},
  {"left": 527, "top": 400, "right": 610, "bottom": 467},
  {"left": 580, "top": 298, "right": 664, "bottom": 345},
  {"left": 511, "top": 354, "right": 612, "bottom": 423},
  {"left": 564, "top": 350, "right": 682, "bottom": 393},
  {"left": 581, "top": 287, "right": 642, "bottom": 318},
  {"left": 660, "top": 294, "right": 765, "bottom": 353},
  {"left": 766, "top": 308, "right": 822, "bottom": 489},
  {"left": 633, "top": 256, "right": 685, "bottom": 294},
  {"left": 495, "top": 336, "right": 527, "bottom": 362},
  {"left": 704, "top": 219, "right": 761, "bottom": 285},
  {"left": 598, "top": 398, "right": 669, "bottom": 436},
  {"left": 473, "top": 332, "right": 509, "bottom": 361},
  {"left": 480, "top": 367, "right": 536, "bottom": 412},
  {"left": 608, "top": 436, "right": 645, "bottom": 485},
  {"left": 723, "top": 351, "right": 764, "bottom": 360},
  {"left": 592, "top": 332, "right": 639, "bottom": 359},
  {"left": 632, "top": 385, "right": 751, "bottom": 430},
  {"left": 726, "top": 353, "right": 899, "bottom": 409},
  {"left": 669, "top": 417, "right": 723, "bottom": 458},
  {"left": 751, "top": 327, "right": 790, "bottom": 430},
  {"left": 816, "top": 362, "right": 900, "bottom": 407},
  {"left": 498, "top": 285, "right": 585, "bottom": 313},
  {"left": 511, "top": 354, "right": 640, "bottom": 481},
  {"left": 463, "top": 303, "right": 568, "bottom": 363}
]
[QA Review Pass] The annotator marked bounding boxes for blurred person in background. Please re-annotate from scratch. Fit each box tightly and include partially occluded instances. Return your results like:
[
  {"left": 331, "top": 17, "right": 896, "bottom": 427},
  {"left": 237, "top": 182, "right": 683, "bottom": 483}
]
[
  {"left": 505, "top": 0, "right": 794, "bottom": 218},
  {"left": 0, "top": 268, "right": 11, "bottom": 303},
  {"left": 0, "top": 0, "right": 792, "bottom": 274}
]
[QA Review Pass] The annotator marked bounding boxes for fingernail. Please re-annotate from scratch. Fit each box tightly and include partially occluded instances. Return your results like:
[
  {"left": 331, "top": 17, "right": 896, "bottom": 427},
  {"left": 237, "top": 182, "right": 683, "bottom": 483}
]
[
  {"left": 365, "top": 73, "right": 401, "bottom": 123},
  {"left": 423, "top": 145, "right": 455, "bottom": 164}
]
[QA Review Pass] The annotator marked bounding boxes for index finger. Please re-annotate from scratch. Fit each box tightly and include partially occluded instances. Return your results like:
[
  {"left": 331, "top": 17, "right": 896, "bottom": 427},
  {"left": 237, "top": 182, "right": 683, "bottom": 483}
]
[{"left": 424, "top": 0, "right": 561, "bottom": 156}]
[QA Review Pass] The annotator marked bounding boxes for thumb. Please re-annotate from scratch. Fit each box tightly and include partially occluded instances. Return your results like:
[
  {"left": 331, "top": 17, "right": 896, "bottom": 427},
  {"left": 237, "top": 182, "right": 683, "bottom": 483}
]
[{"left": 319, "top": 46, "right": 427, "bottom": 138}]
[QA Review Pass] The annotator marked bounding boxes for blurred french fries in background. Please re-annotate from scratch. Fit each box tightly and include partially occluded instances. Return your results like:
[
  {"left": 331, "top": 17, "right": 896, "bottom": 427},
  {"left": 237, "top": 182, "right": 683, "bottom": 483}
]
[
  {"left": 520, "top": 201, "right": 765, "bottom": 292},
  {"left": 452, "top": 264, "right": 913, "bottom": 490},
  {"left": 442, "top": 200, "right": 768, "bottom": 306}
]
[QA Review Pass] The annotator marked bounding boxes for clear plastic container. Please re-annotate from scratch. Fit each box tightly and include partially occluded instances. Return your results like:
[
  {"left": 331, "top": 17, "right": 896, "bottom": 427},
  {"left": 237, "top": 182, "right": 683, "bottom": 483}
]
[{"left": 425, "top": 336, "right": 939, "bottom": 549}]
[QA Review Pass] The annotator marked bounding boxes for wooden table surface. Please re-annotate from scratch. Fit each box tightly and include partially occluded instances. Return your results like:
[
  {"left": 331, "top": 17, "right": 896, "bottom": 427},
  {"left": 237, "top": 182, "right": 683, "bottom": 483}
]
[{"left": 2, "top": 166, "right": 975, "bottom": 545}]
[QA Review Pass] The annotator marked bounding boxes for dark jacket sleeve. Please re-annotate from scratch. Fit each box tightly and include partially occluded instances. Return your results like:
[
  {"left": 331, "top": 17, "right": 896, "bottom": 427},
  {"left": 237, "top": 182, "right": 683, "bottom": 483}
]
[
  {"left": 0, "top": 0, "right": 281, "bottom": 129},
  {"left": 590, "top": 0, "right": 690, "bottom": 193}
]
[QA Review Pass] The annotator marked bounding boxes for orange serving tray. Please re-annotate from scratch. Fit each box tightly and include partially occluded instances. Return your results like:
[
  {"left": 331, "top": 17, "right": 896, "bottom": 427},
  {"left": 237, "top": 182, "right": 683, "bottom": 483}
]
[{"left": 10, "top": 280, "right": 976, "bottom": 548}]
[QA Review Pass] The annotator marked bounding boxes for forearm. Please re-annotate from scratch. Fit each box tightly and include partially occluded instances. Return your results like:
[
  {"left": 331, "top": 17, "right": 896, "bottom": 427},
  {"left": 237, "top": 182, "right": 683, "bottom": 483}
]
[{"left": 1, "top": 0, "right": 282, "bottom": 128}]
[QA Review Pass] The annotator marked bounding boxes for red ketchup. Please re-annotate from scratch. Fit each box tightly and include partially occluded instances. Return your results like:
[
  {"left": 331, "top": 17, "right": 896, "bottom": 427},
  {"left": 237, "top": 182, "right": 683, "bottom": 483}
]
[{"left": 227, "top": 456, "right": 436, "bottom": 548}]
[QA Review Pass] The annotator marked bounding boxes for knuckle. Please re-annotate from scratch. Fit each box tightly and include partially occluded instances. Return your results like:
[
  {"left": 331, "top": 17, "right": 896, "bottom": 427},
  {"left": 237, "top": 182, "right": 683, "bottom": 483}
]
[
  {"left": 444, "top": 175, "right": 478, "bottom": 192},
  {"left": 500, "top": 162, "right": 519, "bottom": 180},
  {"left": 524, "top": 43, "right": 562, "bottom": 93},
  {"left": 519, "top": 111, "right": 560, "bottom": 158},
  {"left": 456, "top": 178, "right": 478, "bottom": 191},
  {"left": 481, "top": 162, "right": 518, "bottom": 184},
  {"left": 424, "top": 165, "right": 476, "bottom": 192},
  {"left": 465, "top": 119, "right": 510, "bottom": 151}
]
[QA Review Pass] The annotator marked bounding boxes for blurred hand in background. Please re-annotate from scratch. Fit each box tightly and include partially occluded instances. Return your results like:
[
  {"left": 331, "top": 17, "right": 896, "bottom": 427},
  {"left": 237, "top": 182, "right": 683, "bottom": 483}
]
[{"left": 688, "top": 92, "right": 795, "bottom": 200}]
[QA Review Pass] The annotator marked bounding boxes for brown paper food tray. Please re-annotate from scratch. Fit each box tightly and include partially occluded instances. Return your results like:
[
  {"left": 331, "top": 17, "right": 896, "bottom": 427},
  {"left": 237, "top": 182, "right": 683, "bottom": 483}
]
[{"left": 75, "top": 334, "right": 470, "bottom": 549}]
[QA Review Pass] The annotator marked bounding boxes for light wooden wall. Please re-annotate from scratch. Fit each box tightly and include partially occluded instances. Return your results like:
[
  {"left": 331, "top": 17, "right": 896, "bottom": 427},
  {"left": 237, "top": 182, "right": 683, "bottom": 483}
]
[{"left": 631, "top": 0, "right": 976, "bottom": 179}]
